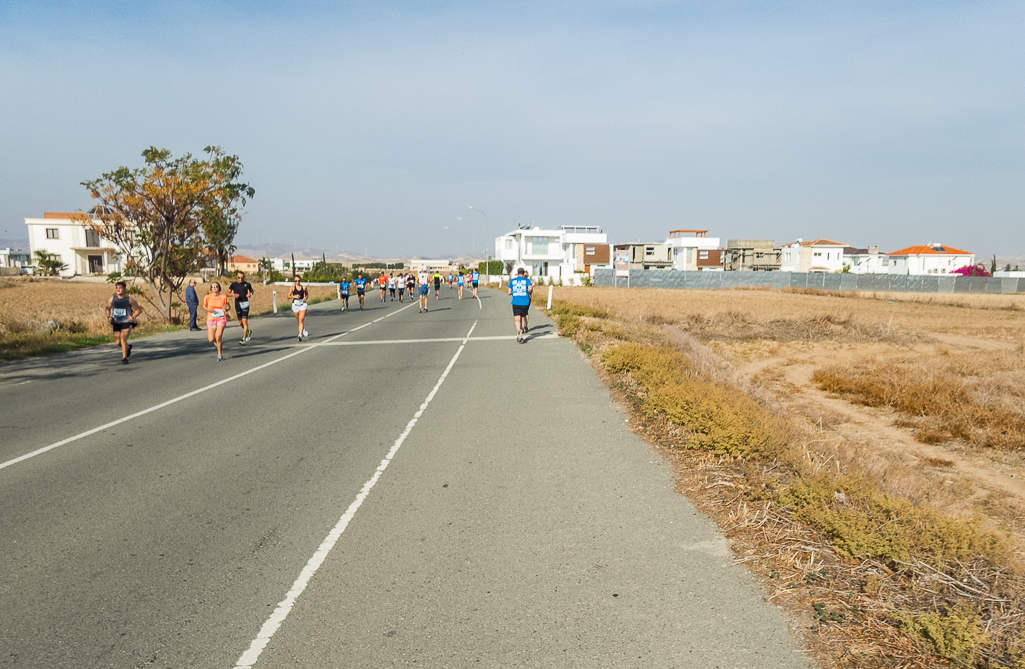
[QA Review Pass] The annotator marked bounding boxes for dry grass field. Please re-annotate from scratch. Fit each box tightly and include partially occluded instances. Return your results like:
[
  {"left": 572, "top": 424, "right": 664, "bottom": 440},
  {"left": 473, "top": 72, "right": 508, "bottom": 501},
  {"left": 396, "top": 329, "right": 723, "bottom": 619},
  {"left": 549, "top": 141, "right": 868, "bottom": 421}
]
[
  {"left": 541, "top": 285, "right": 1025, "bottom": 668},
  {"left": 0, "top": 277, "right": 340, "bottom": 360}
]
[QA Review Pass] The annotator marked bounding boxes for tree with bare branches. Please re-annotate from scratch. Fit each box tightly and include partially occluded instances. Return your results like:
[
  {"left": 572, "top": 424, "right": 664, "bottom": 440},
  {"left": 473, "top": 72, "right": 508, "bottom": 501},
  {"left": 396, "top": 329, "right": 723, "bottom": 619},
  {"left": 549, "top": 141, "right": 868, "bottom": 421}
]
[{"left": 82, "top": 146, "right": 254, "bottom": 322}]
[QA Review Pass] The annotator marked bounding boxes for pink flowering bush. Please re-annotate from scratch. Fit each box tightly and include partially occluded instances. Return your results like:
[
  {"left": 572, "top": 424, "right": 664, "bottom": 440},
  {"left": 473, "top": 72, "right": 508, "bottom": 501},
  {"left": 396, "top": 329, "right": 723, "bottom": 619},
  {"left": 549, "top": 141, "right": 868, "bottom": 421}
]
[{"left": 951, "top": 265, "right": 991, "bottom": 277}]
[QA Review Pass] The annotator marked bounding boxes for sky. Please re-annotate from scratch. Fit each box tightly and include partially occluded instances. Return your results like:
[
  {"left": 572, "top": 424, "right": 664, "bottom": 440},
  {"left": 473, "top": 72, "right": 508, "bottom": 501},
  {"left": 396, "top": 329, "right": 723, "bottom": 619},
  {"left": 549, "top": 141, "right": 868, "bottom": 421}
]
[{"left": 1, "top": 0, "right": 1022, "bottom": 259}]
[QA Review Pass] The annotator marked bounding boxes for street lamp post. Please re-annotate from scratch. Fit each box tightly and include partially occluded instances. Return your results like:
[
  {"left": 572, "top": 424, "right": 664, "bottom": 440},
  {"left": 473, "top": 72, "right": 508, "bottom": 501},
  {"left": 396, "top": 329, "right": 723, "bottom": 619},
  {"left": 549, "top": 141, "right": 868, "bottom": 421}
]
[{"left": 468, "top": 206, "right": 489, "bottom": 283}]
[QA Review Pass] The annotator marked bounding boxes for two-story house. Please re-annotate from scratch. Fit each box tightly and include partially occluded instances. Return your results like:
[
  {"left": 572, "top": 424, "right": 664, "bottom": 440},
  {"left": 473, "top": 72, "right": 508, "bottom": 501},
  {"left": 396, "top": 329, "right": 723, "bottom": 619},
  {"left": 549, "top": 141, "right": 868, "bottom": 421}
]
[
  {"left": 495, "top": 225, "right": 609, "bottom": 280},
  {"left": 665, "top": 230, "right": 724, "bottom": 271},
  {"left": 778, "top": 239, "right": 847, "bottom": 273},
  {"left": 25, "top": 211, "right": 122, "bottom": 277},
  {"left": 887, "top": 244, "right": 974, "bottom": 275}
]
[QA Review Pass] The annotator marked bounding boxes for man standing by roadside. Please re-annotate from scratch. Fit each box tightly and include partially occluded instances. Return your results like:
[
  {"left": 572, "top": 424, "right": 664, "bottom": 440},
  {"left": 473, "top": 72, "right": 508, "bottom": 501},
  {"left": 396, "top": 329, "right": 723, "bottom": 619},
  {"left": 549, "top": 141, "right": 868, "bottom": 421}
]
[
  {"left": 106, "top": 280, "right": 144, "bottom": 363},
  {"left": 185, "top": 279, "right": 200, "bottom": 331},
  {"left": 507, "top": 267, "right": 533, "bottom": 343},
  {"left": 228, "top": 270, "right": 255, "bottom": 345}
]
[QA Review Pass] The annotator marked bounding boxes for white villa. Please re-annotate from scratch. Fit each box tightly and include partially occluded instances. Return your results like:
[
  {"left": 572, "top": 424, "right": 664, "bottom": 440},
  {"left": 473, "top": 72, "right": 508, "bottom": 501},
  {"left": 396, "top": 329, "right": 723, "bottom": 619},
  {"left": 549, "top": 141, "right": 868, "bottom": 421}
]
[
  {"left": 888, "top": 244, "right": 975, "bottom": 275},
  {"left": 665, "top": 230, "right": 723, "bottom": 271},
  {"left": 779, "top": 238, "right": 847, "bottom": 273},
  {"left": 25, "top": 211, "right": 122, "bottom": 277},
  {"left": 495, "top": 225, "right": 609, "bottom": 281},
  {"left": 843, "top": 246, "right": 887, "bottom": 274}
]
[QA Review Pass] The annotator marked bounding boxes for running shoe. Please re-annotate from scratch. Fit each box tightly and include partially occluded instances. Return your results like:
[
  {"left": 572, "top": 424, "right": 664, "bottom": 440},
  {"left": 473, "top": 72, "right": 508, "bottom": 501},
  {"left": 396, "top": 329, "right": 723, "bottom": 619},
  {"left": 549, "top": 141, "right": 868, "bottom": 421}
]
[
  {"left": 516, "top": 330, "right": 522, "bottom": 343},
  {"left": 419, "top": 307, "right": 423, "bottom": 313},
  {"left": 297, "top": 335, "right": 302, "bottom": 342},
  {"left": 239, "top": 338, "right": 246, "bottom": 345},
  {"left": 302, "top": 328, "right": 308, "bottom": 338},
  {"left": 122, "top": 358, "right": 129, "bottom": 365},
  {"left": 217, "top": 355, "right": 224, "bottom": 361}
]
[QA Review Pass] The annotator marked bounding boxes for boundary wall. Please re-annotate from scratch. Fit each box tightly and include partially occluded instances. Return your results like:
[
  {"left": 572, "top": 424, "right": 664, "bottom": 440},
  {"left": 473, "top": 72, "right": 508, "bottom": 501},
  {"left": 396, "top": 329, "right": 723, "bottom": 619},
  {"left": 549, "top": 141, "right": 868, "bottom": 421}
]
[{"left": 592, "top": 269, "right": 1024, "bottom": 294}]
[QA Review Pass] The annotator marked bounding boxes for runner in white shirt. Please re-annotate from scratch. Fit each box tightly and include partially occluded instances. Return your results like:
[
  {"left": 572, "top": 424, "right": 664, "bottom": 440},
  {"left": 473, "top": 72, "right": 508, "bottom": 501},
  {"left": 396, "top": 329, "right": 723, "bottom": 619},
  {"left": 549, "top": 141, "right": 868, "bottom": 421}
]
[
  {"left": 387, "top": 274, "right": 397, "bottom": 301},
  {"left": 417, "top": 268, "right": 430, "bottom": 313}
]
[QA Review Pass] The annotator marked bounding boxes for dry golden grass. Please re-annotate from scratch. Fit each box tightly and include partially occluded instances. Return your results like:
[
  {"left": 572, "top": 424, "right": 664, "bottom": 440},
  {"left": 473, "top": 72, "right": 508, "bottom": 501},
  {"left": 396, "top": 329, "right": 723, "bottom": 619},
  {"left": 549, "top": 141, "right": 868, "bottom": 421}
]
[
  {"left": 542, "top": 286, "right": 1025, "bottom": 668},
  {"left": 0, "top": 277, "right": 340, "bottom": 360},
  {"left": 0, "top": 276, "right": 339, "bottom": 332}
]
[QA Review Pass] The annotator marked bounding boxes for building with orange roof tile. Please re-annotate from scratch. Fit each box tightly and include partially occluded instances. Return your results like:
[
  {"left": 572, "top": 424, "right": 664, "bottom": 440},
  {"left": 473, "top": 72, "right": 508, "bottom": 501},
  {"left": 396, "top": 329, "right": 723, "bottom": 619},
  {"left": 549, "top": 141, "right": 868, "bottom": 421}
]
[
  {"left": 227, "top": 254, "right": 260, "bottom": 274},
  {"left": 24, "top": 211, "right": 123, "bottom": 277},
  {"left": 888, "top": 243, "right": 974, "bottom": 275}
]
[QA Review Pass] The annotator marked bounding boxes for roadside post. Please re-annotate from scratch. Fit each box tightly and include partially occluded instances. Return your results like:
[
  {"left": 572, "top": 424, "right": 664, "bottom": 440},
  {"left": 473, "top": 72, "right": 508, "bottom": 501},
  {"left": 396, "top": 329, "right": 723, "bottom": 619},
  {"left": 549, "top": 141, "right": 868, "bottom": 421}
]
[
  {"left": 272, "top": 290, "right": 277, "bottom": 314},
  {"left": 547, "top": 284, "right": 553, "bottom": 310}
]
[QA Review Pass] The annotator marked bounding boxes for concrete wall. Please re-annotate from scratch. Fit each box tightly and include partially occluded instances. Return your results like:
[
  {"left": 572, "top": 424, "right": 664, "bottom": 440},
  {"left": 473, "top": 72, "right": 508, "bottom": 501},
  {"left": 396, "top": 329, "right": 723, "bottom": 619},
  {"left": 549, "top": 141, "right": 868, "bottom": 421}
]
[{"left": 593, "top": 269, "right": 1024, "bottom": 294}]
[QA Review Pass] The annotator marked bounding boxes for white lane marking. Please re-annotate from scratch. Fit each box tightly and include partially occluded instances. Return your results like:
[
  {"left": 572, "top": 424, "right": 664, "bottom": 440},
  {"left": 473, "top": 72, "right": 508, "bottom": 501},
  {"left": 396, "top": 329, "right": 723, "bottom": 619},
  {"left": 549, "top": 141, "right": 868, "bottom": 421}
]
[
  {"left": 235, "top": 320, "right": 478, "bottom": 668},
  {"left": 0, "top": 304, "right": 416, "bottom": 473},
  {"left": 320, "top": 333, "right": 558, "bottom": 345}
]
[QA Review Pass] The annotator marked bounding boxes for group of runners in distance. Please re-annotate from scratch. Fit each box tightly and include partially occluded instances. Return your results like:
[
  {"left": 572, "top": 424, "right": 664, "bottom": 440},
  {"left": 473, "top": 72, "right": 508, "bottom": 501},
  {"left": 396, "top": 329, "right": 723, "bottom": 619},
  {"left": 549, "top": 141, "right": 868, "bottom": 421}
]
[{"left": 105, "top": 265, "right": 531, "bottom": 364}]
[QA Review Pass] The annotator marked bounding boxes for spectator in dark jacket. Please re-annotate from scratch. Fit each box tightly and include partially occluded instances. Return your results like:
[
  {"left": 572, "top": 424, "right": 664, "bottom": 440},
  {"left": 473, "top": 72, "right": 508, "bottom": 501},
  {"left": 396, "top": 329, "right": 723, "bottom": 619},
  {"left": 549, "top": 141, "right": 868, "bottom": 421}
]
[{"left": 185, "top": 279, "right": 200, "bottom": 330}]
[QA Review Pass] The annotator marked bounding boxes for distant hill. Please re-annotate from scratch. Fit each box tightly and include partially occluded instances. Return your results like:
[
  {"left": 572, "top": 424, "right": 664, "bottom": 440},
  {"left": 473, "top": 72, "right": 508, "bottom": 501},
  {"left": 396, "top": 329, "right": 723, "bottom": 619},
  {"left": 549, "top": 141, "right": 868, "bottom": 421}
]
[{"left": 0, "top": 238, "right": 30, "bottom": 250}]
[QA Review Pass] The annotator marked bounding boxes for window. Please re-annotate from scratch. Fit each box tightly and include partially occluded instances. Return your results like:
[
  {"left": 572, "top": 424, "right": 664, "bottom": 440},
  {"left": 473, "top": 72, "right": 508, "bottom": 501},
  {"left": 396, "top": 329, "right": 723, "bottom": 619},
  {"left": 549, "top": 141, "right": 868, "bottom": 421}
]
[
  {"left": 813, "top": 251, "right": 822, "bottom": 257},
  {"left": 699, "top": 250, "right": 709, "bottom": 260},
  {"left": 85, "top": 230, "right": 101, "bottom": 247},
  {"left": 505, "top": 239, "right": 513, "bottom": 250},
  {"left": 585, "top": 246, "right": 595, "bottom": 255},
  {"left": 531, "top": 237, "right": 548, "bottom": 255},
  {"left": 46, "top": 228, "right": 59, "bottom": 239},
  {"left": 645, "top": 247, "right": 654, "bottom": 256}
]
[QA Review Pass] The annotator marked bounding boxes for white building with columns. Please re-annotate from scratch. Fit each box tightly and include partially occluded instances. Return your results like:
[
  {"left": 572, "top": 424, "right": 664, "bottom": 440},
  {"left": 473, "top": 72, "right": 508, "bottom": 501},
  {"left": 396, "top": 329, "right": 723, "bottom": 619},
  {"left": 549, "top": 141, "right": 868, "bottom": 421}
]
[
  {"left": 495, "top": 225, "right": 608, "bottom": 281},
  {"left": 25, "top": 211, "right": 122, "bottom": 277}
]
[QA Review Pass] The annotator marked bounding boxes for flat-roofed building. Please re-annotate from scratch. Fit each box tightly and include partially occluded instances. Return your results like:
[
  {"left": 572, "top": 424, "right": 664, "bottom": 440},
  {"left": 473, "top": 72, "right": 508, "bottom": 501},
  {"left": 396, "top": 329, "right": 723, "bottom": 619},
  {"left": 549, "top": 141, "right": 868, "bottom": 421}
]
[{"left": 25, "top": 211, "right": 122, "bottom": 277}]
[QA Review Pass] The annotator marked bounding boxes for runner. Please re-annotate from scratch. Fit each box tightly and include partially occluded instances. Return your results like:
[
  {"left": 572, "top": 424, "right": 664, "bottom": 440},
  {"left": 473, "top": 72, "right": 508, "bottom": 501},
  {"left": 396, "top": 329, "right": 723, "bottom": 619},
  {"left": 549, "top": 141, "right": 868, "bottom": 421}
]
[
  {"left": 287, "top": 275, "right": 309, "bottom": 341},
  {"left": 456, "top": 271, "right": 464, "bottom": 299},
  {"left": 507, "top": 267, "right": 534, "bottom": 343},
  {"left": 378, "top": 272, "right": 388, "bottom": 302},
  {"left": 447, "top": 272, "right": 454, "bottom": 289},
  {"left": 354, "top": 272, "right": 368, "bottom": 310},
  {"left": 432, "top": 270, "right": 442, "bottom": 300},
  {"left": 471, "top": 268, "right": 480, "bottom": 297},
  {"left": 105, "top": 280, "right": 143, "bottom": 364},
  {"left": 203, "top": 281, "right": 231, "bottom": 360},
  {"left": 228, "top": 270, "right": 254, "bottom": 345},
  {"left": 339, "top": 275, "right": 351, "bottom": 311},
  {"left": 405, "top": 272, "right": 415, "bottom": 304},
  {"left": 397, "top": 274, "right": 405, "bottom": 302},
  {"left": 388, "top": 273, "right": 397, "bottom": 301},
  {"left": 418, "top": 267, "right": 430, "bottom": 313}
]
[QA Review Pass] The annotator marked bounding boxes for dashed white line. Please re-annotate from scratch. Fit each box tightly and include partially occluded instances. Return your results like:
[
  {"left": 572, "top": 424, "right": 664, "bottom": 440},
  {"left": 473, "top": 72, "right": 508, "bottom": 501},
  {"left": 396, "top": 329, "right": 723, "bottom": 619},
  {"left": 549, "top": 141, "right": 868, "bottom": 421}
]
[{"left": 234, "top": 320, "right": 478, "bottom": 668}]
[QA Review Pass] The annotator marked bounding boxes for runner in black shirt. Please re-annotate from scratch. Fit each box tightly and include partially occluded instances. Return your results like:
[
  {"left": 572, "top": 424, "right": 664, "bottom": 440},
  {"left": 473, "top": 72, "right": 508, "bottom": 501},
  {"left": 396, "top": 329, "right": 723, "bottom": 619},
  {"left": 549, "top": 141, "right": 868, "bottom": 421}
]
[{"left": 228, "top": 271, "right": 255, "bottom": 345}]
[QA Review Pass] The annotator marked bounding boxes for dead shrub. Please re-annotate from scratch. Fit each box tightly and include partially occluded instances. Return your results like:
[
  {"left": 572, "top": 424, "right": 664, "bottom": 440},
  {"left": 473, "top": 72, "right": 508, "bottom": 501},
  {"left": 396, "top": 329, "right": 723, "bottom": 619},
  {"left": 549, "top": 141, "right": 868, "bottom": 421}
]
[{"left": 815, "top": 363, "right": 1025, "bottom": 450}]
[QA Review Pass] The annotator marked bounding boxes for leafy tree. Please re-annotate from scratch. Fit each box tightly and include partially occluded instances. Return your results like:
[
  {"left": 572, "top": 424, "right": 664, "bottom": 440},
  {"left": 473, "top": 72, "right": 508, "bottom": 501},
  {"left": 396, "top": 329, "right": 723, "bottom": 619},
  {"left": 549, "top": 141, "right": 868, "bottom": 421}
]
[
  {"left": 82, "top": 146, "right": 254, "bottom": 321},
  {"left": 33, "top": 250, "right": 67, "bottom": 276},
  {"left": 304, "top": 261, "right": 347, "bottom": 282},
  {"left": 477, "top": 260, "right": 504, "bottom": 276}
]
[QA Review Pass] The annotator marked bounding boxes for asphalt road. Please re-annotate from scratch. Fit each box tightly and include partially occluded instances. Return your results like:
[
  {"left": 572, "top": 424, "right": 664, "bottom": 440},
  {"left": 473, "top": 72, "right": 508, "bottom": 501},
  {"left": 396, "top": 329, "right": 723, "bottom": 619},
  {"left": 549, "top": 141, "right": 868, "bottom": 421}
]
[{"left": 0, "top": 286, "right": 808, "bottom": 668}]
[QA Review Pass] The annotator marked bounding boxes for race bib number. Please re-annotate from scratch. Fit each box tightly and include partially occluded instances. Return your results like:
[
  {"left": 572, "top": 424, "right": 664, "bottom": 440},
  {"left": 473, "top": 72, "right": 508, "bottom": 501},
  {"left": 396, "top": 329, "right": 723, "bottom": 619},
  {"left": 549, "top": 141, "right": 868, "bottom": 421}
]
[
  {"left": 239, "top": 301, "right": 249, "bottom": 310},
  {"left": 112, "top": 308, "right": 127, "bottom": 317},
  {"left": 293, "top": 299, "right": 305, "bottom": 306},
  {"left": 212, "top": 309, "right": 225, "bottom": 318}
]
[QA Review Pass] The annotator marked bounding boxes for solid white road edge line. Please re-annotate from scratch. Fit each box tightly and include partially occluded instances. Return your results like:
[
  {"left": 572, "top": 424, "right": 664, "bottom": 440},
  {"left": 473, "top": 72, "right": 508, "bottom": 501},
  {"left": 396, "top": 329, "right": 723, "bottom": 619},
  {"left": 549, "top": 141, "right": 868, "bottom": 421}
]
[
  {"left": 0, "top": 303, "right": 416, "bottom": 473},
  {"left": 234, "top": 319, "right": 479, "bottom": 668}
]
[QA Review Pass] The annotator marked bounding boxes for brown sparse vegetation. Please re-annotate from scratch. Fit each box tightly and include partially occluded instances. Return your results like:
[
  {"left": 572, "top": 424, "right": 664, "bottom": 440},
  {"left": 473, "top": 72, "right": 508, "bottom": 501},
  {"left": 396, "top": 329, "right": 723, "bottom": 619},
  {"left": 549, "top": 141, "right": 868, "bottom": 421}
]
[{"left": 541, "top": 286, "right": 1025, "bottom": 668}]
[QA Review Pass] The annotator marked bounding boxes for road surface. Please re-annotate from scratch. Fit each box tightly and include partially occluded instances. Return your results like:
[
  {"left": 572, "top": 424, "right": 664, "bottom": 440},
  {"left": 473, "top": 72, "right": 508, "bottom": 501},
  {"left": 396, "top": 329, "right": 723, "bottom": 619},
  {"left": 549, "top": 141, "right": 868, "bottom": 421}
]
[{"left": 0, "top": 287, "right": 807, "bottom": 668}]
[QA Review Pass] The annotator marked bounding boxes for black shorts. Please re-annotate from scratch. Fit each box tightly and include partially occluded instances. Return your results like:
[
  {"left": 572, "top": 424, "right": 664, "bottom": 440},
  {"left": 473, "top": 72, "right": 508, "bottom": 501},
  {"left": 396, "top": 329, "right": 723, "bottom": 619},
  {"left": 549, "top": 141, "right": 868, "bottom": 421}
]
[
  {"left": 512, "top": 304, "right": 530, "bottom": 317},
  {"left": 357, "top": 290, "right": 365, "bottom": 296},
  {"left": 237, "top": 309, "right": 250, "bottom": 319},
  {"left": 111, "top": 322, "right": 133, "bottom": 332},
  {"left": 472, "top": 281, "right": 479, "bottom": 288}
]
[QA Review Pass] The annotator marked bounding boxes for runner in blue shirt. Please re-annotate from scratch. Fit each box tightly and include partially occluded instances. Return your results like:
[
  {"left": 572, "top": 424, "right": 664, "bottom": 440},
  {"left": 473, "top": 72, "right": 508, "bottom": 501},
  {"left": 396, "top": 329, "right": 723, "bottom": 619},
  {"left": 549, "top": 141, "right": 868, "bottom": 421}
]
[
  {"left": 507, "top": 267, "right": 533, "bottom": 343},
  {"left": 471, "top": 269, "right": 480, "bottom": 297},
  {"left": 339, "top": 277, "right": 351, "bottom": 311},
  {"left": 354, "top": 273, "right": 368, "bottom": 311},
  {"left": 456, "top": 272, "right": 465, "bottom": 299}
]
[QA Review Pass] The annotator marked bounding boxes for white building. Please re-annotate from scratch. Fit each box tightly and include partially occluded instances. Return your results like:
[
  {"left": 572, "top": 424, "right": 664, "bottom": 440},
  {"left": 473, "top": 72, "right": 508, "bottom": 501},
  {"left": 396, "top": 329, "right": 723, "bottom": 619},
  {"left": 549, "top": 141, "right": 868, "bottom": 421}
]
[
  {"left": 665, "top": 230, "right": 723, "bottom": 271},
  {"left": 843, "top": 246, "right": 887, "bottom": 274},
  {"left": 887, "top": 244, "right": 974, "bottom": 275},
  {"left": 779, "top": 238, "right": 847, "bottom": 273},
  {"left": 25, "top": 212, "right": 122, "bottom": 277},
  {"left": 1, "top": 247, "right": 30, "bottom": 271},
  {"left": 495, "top": 225, "right": 609, "bottom": 280}
]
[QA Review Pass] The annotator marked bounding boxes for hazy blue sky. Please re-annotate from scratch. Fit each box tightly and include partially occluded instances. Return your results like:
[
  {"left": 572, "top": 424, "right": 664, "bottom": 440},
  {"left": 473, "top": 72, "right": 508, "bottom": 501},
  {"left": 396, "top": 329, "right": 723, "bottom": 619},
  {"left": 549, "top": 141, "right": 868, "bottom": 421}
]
[{"left": 2, "top": 1, "right": 1022, "bottom": 259}]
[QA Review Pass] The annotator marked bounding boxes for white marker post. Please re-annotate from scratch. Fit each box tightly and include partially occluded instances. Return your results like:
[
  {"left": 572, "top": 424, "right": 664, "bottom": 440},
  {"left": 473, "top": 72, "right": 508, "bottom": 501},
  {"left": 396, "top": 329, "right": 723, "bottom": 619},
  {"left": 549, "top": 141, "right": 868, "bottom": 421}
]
[
  {"left": 547, "top": 284, "right": 553, "bottom": 310},
  {"left": 272, "top": 291, "right": 277, "bottom": 314}
]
